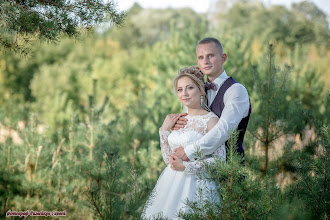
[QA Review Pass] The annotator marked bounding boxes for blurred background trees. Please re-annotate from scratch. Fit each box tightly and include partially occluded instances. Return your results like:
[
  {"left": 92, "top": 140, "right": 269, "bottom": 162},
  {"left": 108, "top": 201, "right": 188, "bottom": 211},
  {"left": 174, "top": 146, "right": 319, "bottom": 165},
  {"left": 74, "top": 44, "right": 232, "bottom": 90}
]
[{"left": 0, "top": 0, "right": 329, "bottom": 219}]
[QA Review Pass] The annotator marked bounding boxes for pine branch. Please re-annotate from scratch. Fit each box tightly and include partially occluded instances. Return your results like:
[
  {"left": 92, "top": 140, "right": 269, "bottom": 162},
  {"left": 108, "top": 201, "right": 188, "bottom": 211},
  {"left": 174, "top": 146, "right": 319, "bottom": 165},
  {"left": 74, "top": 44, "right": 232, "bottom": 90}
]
[
  {"left": 268, "top": 74, "right": 286, "bottom": 103},
  {"left": 297, "top": 160, "right": 319, "bottom": 204},
  {"left": 256, "top": 185, "right": 293, "bottom": 219},
  {"left": 314, "top": 126, "right": 329, "bottom": 219},
  {"left": 248, "top": 129, "right": 263, "bottom": 142},
  {"left": 0, "top": 0, "right": 125, "bottom": 55},
  {"left": 90, "top": 191, "right": 105, "bottom": 220}
]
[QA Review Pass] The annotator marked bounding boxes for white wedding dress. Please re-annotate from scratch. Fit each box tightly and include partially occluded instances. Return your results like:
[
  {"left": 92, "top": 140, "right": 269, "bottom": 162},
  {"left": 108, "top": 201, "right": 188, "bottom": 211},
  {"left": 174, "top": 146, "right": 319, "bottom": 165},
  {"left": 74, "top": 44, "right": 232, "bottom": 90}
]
[{"left": 142, "top": 112, "right": 226, "bottom": 219}]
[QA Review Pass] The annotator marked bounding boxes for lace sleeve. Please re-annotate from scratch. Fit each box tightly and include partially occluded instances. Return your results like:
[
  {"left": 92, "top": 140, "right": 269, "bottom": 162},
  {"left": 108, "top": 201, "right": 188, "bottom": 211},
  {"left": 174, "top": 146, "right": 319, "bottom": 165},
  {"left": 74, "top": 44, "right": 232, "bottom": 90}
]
[
  {"left": 159, "top": 130, "right": 172, "bottom": 165},
  {"left": 182, "top": 145, "right": 226, "bottom": 175}
]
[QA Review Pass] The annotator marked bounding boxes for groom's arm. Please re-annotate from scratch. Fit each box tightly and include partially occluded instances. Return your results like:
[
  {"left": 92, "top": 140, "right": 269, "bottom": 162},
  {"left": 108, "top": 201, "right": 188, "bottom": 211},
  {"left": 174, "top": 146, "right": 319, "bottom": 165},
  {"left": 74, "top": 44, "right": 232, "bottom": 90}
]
[{"left": 184, "top": 84, "right": 250, "bottom": 161}]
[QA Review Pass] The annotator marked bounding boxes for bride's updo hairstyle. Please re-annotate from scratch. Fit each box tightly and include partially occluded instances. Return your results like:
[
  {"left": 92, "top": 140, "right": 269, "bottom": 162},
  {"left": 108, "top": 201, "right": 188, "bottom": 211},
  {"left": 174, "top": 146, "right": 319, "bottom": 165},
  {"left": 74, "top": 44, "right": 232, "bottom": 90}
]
[{"left": 173, "top": 66, "right": 208, "bottom": 110}]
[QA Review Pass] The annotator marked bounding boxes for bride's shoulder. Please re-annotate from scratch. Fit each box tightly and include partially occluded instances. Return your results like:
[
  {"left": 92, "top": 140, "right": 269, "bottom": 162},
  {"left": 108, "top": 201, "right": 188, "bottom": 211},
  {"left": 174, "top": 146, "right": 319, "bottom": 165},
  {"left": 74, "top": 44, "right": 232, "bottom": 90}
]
[
  {"left": 208, "top": 111, "right": 219, "bottom": 119},
  {"left": 206, "top": 112, "right": 219, "bottom": 132}
]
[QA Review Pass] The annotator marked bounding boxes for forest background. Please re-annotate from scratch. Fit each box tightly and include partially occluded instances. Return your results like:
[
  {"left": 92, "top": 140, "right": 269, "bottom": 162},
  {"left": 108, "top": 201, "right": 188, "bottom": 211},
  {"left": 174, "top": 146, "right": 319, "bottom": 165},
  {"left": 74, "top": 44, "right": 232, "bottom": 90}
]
[{"left": 0, "top": 0, "right": 329, "bottom": 219}]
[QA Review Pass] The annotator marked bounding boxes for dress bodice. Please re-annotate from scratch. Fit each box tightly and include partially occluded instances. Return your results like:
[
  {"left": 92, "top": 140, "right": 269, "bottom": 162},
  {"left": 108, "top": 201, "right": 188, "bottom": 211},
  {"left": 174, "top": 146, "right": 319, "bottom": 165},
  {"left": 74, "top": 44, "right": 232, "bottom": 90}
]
[
  {"left": 168, "top": 112, "right": 216, "bottom": 152},
  {"left": 159, "top": 111, "right": 226, "bottom": 173}
]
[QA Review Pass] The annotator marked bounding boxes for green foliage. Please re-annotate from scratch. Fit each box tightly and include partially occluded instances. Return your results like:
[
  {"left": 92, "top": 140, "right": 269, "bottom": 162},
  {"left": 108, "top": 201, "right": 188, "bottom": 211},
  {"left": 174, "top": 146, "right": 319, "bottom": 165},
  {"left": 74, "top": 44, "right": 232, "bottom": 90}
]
[
  {"left": 0, "top": 168, "right": 27, "bottom": 217},
  {"left": 281, "top": 123, "right": 330, "bottom": 219},
  {"left": 287, "top": 45, "right": 326, "bottom": 119},
  {"left": 0, "top": 1, "right": 329, "bottom": 219},
  {"left": 0, "top": 0, "right": 125, "bottom": 55},
  {"left": 248, "top": 44, "right": 305, "bottom": 174},
  {"left": 178, "top": 131, "right": 287, "bottom": 220}
]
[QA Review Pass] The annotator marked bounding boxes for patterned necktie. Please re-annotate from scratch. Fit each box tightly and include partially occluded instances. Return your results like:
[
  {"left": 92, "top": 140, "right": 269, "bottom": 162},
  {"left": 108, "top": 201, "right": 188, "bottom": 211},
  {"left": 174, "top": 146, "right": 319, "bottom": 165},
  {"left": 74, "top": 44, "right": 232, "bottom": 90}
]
[{"left": 205, "top": 82, "right": 217, "bottom": 91}]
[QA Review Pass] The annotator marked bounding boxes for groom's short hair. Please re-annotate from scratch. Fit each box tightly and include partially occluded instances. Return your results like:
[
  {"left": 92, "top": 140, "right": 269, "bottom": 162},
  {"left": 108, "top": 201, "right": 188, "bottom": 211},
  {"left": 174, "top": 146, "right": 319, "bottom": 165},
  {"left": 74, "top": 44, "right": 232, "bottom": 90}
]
[{"left": 196, "top": 37, "right": 224, "bottom": 54}]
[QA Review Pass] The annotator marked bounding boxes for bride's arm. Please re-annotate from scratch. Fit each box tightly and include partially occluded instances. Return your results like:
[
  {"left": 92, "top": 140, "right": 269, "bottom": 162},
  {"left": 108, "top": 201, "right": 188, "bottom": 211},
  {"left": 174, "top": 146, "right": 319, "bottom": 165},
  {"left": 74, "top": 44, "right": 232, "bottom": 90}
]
[
  {"left": 159, "top": 130, "right": 172, "bottom": 165},
  {"left": 159, "top": 113, "right": 186, "bottom": 165}
]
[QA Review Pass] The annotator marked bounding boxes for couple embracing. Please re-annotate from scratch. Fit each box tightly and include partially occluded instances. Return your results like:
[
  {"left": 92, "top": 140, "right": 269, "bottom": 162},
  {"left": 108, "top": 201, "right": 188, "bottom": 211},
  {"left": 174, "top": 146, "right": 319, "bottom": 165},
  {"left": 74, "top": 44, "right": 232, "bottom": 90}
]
[{"left": 142, "top": 37, "right": 251, "bottom": 219}]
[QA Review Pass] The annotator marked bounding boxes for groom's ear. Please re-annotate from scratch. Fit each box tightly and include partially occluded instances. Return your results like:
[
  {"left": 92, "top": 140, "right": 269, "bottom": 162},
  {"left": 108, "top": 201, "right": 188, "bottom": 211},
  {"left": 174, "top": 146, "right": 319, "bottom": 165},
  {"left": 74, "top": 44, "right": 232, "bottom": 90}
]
[{"left": 221, "top": 53, "right": 227, "bottom": 64}]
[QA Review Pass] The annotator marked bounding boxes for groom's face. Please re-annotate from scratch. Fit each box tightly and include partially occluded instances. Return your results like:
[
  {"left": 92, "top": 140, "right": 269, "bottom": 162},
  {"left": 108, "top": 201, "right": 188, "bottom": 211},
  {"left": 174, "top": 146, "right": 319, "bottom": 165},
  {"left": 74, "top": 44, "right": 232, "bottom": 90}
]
[{"left": 196, "top": 42, "right": 227, "bottom": 81}]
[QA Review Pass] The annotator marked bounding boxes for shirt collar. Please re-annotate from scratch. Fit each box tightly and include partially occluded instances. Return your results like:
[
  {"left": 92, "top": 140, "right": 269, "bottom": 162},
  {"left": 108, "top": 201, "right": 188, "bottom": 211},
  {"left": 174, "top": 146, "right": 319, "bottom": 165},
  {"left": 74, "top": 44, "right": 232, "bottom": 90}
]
[{"left": 211, "top": 70, "right": 229, "bottom": 88}]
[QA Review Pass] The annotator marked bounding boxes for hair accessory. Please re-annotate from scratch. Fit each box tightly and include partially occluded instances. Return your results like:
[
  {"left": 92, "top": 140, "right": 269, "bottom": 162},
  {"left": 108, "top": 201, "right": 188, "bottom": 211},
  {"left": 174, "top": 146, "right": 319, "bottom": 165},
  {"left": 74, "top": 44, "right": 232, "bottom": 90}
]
[{"left": 179, "top": 66, "right": 204, "bottom": 81}]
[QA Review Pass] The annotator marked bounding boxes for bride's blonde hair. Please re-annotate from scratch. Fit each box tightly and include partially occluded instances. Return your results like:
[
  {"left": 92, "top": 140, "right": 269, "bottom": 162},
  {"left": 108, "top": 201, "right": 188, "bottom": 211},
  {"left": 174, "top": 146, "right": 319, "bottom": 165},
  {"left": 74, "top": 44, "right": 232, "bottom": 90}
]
[{"left": 173, "top": 66, "right": 209, "bottom": 110}]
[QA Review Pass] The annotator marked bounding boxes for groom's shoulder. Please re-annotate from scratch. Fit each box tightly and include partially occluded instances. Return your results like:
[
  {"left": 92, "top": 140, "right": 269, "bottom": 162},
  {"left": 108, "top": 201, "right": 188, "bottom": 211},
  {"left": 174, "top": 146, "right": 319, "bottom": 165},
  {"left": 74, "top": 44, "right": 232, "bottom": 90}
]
[
  {"left": 226, "top": 77, "right": 249, "bottom": 97},
  {"left": 228, "top": 77, "right": 247, "bottom": 90}
]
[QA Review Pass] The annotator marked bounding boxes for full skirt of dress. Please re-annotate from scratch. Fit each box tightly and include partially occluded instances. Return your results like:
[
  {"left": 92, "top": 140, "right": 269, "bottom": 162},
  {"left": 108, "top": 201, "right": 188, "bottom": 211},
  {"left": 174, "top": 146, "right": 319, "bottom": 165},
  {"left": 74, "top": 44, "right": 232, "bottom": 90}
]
[{"left": 142, "top": 165, "right": 219, "bottom": 219}]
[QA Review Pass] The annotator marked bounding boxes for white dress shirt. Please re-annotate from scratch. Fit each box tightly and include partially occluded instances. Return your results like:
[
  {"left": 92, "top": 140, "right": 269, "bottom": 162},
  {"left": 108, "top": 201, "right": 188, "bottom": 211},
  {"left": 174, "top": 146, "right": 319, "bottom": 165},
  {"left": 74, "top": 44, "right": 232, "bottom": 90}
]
[{"left": 184, "top": 70, "right": 250, "bottom": 161}]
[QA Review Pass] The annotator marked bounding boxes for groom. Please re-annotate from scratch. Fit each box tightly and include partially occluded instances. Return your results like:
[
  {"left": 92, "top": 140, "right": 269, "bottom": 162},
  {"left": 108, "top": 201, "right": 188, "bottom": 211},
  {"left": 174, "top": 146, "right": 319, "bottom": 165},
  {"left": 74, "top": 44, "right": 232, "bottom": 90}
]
[{"left": 173, "top": 37, "right": 251, "bottom": 162}]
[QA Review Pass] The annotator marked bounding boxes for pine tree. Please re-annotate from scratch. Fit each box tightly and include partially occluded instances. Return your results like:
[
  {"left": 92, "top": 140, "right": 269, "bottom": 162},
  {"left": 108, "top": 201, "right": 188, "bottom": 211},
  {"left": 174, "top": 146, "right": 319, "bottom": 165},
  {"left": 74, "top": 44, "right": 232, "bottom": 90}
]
[
  {"left": 248, "top": 44, "right": 304, "bottom": 175},
  {"left": 177, "top": 131, "right": 286, "bottom": 220},
  {"left": 0, "top": 0, "right": 125, "bottom": 55},
  {"left": 281, "top": 118, "right": 330, "bottom": 219}
]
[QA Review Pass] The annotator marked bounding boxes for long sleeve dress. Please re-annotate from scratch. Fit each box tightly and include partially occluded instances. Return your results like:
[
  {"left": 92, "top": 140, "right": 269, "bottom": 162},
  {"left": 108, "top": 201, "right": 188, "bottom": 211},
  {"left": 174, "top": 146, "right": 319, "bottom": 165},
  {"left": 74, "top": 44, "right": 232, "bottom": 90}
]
[{"left": 142, "top": 112, "right": 226, "bottom": 219}]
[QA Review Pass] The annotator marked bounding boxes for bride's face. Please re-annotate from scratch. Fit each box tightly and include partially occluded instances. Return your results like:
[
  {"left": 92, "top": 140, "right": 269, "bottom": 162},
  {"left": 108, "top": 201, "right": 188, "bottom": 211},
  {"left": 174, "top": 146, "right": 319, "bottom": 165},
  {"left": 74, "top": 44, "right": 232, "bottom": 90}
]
[{"left": 176, "top": 76, "right": 202, "bottom": 109}]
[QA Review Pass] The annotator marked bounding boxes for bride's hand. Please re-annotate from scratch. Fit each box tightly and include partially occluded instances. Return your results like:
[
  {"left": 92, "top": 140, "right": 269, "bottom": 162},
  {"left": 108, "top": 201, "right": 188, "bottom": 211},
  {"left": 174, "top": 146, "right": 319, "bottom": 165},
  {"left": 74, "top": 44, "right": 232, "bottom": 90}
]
[
  {"left": 160, "top": 113, "right": 187, "bottom": 131},
  {"left": 172, "top": 113, "right": 188, "bottom": 130},
  {"left": 170, "top": 154, "right": 185, "bottom": 171}
]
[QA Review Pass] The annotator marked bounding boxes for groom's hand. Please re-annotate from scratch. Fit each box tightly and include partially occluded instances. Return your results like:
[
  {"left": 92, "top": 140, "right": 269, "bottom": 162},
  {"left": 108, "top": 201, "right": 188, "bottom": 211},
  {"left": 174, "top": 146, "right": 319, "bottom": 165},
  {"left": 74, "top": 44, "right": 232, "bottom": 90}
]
[
  {"left": 170, "top": 154, "right": 185, "bottom": 171},
  {"left": 174, "top": 147, "right": 189, "bottom": 161},
  {"left": 172, "top": 113, "right": 188, "bottom": 130}
]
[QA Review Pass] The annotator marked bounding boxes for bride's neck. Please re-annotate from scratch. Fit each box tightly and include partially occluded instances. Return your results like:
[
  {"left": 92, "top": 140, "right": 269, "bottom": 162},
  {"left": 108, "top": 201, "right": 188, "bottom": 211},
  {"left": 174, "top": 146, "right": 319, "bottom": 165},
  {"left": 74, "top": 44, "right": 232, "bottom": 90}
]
[{"left": 187, "top": 107, "right": 208, "bottom": 116}]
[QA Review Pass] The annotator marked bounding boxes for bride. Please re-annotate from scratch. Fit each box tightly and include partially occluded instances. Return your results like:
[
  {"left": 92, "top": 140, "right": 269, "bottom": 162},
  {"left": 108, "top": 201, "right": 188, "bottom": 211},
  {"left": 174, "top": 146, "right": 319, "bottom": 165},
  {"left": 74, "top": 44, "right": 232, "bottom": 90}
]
[{"left": 142, "top": 66, "right": 226, "bottom": 219}]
